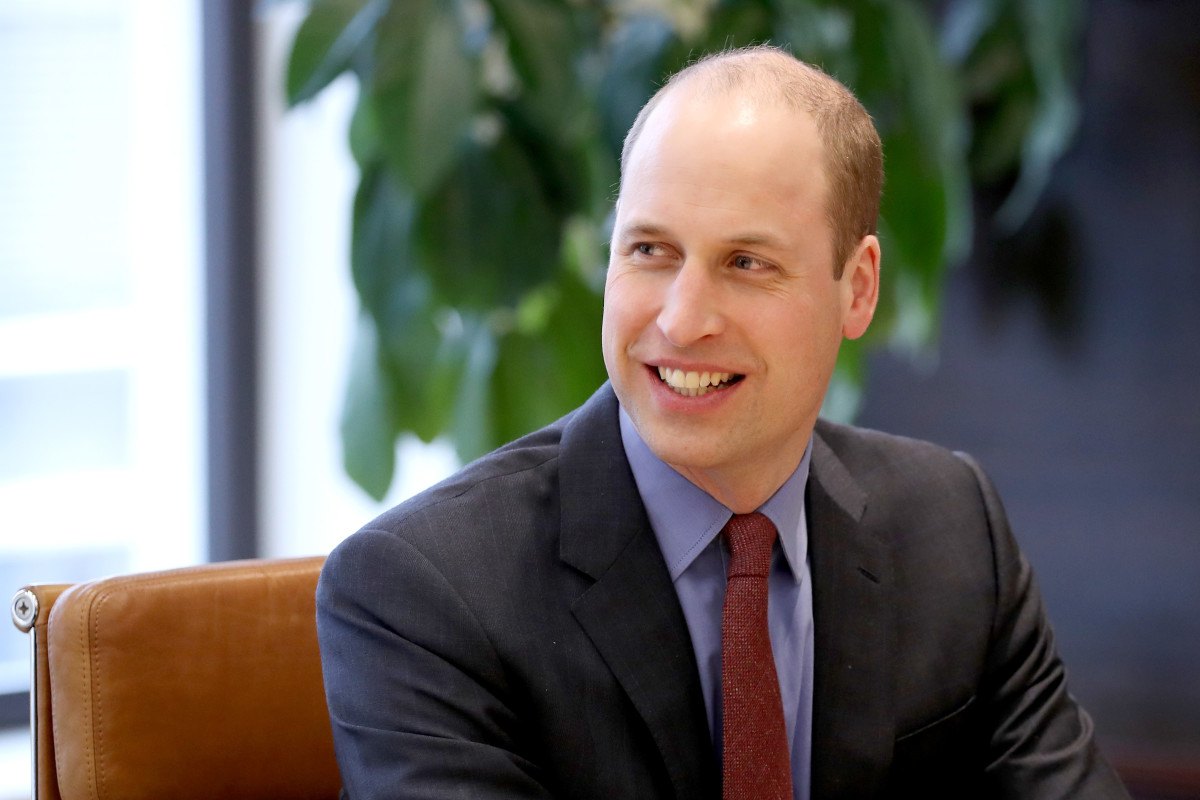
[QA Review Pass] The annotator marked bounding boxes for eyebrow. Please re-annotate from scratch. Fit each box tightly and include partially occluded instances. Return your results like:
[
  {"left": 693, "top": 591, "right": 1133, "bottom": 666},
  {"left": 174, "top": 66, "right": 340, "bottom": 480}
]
[
  {"left": 726, "top": 232, "right": 787, "bottom": 249},
  {"left": 615, "top": 221, "right": 788, "bottom": 251},
  {"left": 614, "top": 222, "right": 669, "bottom": 240}
]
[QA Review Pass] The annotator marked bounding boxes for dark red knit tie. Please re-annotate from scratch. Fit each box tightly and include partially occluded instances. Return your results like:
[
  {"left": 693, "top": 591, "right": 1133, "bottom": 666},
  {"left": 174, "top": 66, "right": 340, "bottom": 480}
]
[{"left": 721, "top": 512, "right": 792, "bottom": 800}]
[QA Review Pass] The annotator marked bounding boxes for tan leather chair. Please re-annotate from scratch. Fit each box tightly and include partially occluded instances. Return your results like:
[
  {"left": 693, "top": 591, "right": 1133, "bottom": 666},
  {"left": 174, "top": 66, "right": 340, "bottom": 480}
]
[{"left": 10, "top": 557, "right": 342, "bottom": 800}]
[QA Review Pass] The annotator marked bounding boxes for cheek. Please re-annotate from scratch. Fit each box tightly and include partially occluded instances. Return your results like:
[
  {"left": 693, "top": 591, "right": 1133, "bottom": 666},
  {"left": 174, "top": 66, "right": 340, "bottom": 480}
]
[
  {"left": 758, "top": 298, "right": 842, "bottom": 369},
  {"left": 601, "top": 278, "right": 634, "bottom": 366},
  {"left": 602, "top": 270, "right": 654, "bottom": 340}
]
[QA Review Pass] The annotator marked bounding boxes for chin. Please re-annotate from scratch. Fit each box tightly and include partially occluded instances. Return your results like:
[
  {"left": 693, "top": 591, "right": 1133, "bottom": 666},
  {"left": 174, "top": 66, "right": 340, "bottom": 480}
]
[{"left": 638, "top": 427, "right": 725, "bottom": 473}]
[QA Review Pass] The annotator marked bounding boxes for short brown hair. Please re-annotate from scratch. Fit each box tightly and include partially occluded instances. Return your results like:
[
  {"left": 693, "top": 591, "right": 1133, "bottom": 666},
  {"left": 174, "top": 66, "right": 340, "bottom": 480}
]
[{"left": 620, "top": 45, "right": 883, "bottom": 276}]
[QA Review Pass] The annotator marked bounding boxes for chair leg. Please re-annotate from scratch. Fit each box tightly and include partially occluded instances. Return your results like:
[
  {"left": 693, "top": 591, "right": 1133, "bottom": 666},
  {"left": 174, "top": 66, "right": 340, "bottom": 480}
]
[{"left": 11, "top": 589, "right": 41, "bottom": 800}]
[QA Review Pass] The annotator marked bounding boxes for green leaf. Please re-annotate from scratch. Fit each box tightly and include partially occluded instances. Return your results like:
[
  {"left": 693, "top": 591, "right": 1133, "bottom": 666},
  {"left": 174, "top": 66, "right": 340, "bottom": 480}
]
[
  {"left": 596, "top": 15, "right": 678, "bottom": 159},
  {"left": 541, "top": 269, "right": 607, "bottom": 403},
  {"left": 348, "top": 91, "right": 381, "bottom": 166},
  {"left": 486, "top": 0, "right": 590, "bottom": 143},
  {"left": 573, "top": 133, "right": 621, "bottom": 226},
  {"left": 415, "top": 131, "right": 564, "bottom": 309},
  {"left": 833, "top": 0, "right": 889, "bottom": 103},
  {"left": 340, "top": 312, "right": 398, "bottom": 500},
  {"left": 286, "top": 0, "right": 386, "bottom": 106},
  {"left": 489, "top": 333, "right": 566, "bottom": 446},
  {"left": 960, "top": 33, "right": 1026, "bottom": 102},
  {"left": 352, "top": 162, "right": 465, "bottom": 442},
  {"left": 486, "top": 0, "right": 571, "bottom": 85},
  {"left": 561, "top": 212, "right": 609, "bottom": 292},
  {"left": 850, "top": 0, "right": 970, "bottom": 358},
  {"left": 887, "top": 0, "right": 972, "bottom": 264},
  {"left": 877, "top": 157, "right": 947, "bottom": 354},
  {"left": 493, "top": 99, "right": 592, "bottom": 218},
  {"left": 970, "top": 85, "right": 1036, "bottom": 181},
  {"left": 490, "top": 270, "right": 604, "bottom": 444},
  {"left": 958, "top": 11, "right": 1034, "bottom": 181},
  {"left": 939, "top": 0, "right": 1003, "bottom": 64},
  {"left": 880, "top": 132, "right": 949, "bottom": 284},
  {"left": 694, "top": 0, "right": 773, "bottom": 52},
  {"left": 372, "top": 0, "right": 479, "bottom": 197},
  {"left": 449, "top": 317, "right": 498, "bottom": 461},
  {"left": 350, "top": 163, "right": 416, "bottom": 326},
  {"left": 774, "top": 2, "right": 852, "bottom": 67},
  {"left": 995, "top": 0, "right": 1081, "bottom": 230},
  {"left": 408, "top": 309, "right": 474, "bottom": 442}
]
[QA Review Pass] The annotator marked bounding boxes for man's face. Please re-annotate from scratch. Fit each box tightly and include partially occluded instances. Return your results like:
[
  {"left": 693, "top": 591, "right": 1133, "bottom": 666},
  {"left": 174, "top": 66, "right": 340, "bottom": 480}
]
[{"left": 602, "top": 84, "right": 875, "bottom": 505}]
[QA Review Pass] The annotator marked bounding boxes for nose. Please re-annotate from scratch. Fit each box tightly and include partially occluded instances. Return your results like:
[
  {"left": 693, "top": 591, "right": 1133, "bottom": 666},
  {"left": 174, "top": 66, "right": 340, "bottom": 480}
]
[{"left": 656, "top": 260, "right": 723, "bottom": 347}]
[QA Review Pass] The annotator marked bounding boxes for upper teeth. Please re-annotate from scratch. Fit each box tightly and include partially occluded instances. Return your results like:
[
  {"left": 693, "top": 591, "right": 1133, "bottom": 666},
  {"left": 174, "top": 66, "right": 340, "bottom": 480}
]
[{"left": 657, "top": 367, "right": 734, "bottom": 395}]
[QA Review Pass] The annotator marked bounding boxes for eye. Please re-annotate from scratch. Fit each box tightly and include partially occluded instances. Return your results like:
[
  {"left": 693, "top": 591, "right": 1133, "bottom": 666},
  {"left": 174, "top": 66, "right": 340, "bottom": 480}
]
[
  {"left": 731, "top": 253, "right": 769, "bottom": 271},
  {"left": 633, "top": 242, "right": 665, "bottom": 258}
]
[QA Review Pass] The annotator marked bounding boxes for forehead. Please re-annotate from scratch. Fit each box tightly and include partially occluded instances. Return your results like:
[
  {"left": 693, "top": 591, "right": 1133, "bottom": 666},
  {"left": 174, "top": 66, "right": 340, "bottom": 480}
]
[{"left": 618, "top": 84, "right": 829, "bottom": 233}]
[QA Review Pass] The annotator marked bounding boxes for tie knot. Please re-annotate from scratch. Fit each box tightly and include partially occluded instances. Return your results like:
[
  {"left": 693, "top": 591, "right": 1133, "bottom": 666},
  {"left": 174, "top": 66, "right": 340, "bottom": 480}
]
[{"left": 723, "top": 512, "right": 777, "bottom": 578}]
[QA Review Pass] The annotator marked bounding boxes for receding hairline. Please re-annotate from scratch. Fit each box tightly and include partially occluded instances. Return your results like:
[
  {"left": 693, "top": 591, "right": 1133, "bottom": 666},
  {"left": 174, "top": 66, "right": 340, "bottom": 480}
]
[{"left": 621, "top": 46, "right": 855, "bottom": 179}]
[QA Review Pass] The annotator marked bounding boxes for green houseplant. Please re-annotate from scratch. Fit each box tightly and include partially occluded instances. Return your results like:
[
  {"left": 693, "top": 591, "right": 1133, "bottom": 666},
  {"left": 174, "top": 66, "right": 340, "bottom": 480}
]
[{"left": 286, "top": 0, "right": 1082, "bottom": 499}]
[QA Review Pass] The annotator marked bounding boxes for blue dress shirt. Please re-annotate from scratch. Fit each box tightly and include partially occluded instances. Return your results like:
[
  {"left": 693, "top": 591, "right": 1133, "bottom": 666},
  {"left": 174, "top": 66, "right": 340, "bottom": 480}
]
[{"left": 619, "top": 409, "right": 814, "bottom": 800}]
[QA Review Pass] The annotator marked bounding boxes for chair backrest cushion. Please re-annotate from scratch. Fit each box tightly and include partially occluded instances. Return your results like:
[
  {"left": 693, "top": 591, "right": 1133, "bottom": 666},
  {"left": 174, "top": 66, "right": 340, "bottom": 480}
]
[{"left": 46, "top": 557, "right": 341, "bottom": 800}]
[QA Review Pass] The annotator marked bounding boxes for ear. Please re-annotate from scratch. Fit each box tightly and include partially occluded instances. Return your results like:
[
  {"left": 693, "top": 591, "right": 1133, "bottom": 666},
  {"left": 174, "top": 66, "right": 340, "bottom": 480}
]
[{"left": 839, "top": 234, "right": 880, "bottom": 340}]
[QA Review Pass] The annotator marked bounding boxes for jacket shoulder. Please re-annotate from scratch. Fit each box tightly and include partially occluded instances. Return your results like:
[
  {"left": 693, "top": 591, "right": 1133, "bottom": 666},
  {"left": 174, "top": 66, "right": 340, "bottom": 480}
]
[
  {"left": 321, "top": 413, "right": 573, "bottom": 619},
  {"left": 814, "top": 417, "right": 977, "bottom": 490},
  {"left": 377, "top": 420, "right": 565, "bottom": 529}
]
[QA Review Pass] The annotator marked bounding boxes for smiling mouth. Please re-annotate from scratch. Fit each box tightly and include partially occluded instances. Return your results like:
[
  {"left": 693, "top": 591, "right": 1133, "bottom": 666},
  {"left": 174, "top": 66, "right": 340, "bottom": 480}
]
[{"left": 655, "top": 366, "right": 744, "bottom": 397}]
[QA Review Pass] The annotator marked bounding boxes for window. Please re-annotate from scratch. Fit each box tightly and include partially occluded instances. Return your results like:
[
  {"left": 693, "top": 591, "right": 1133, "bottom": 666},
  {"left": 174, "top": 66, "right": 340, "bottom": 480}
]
[{"left": 0, "top": 0, "right": 203, "bottom": 733}]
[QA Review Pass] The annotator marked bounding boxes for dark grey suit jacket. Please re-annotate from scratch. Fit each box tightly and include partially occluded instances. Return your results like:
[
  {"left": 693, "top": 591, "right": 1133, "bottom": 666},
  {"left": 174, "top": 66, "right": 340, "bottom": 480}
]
[{"left": 317, "top": 384, "right": 1128, "bottom": 799}]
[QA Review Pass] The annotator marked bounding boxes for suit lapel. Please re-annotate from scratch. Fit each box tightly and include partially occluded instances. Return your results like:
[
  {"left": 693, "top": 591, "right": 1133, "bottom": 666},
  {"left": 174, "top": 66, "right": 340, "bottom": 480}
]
[
  {"left": 553, "top": 393, "right": 897, "bottom": 798},
  {"left": 808, "top": 426, "right": 896, "bottom": 797},
  {"left": 558, "top": 386, "right": 717, "bottom": 800}
]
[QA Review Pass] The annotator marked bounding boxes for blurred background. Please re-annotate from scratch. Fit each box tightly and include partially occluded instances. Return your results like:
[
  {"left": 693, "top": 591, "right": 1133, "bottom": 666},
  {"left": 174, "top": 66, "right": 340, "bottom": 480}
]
[{"left": 0, "top": 0, "right": 1196, "bottom": 797}]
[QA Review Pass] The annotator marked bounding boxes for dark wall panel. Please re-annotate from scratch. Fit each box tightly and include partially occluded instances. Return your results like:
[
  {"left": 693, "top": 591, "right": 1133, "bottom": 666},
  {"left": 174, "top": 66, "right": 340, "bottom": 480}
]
[{"left": 858, "top": 0, "right": 1200, "bottom": 773}]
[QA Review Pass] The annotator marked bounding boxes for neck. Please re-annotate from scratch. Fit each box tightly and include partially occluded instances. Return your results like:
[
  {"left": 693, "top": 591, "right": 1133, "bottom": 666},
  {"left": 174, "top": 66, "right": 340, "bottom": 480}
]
[{"left": 671, "top": 457, "right": 801, "bottom": 514}]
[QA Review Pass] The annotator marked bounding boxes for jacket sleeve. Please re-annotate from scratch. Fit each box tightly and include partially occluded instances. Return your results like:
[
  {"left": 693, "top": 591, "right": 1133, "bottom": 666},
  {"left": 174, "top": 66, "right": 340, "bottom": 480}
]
[
  {"left": 957, "top": 453, "right": 1131, "bottom": 800},
  {"left": 316, "top": 527, "right": 555, "bottom": 800}
]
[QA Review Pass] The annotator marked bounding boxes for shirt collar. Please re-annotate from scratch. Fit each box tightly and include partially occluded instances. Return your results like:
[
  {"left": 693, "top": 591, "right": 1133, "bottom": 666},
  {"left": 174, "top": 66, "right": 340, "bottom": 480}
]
[{"left": 618, "top": 407, "right": 812, "bottom": 582}]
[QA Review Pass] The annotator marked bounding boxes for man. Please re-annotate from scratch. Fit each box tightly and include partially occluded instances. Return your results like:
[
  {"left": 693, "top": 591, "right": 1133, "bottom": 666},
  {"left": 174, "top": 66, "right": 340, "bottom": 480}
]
[{"left": 317, "top": 46, "right": 1129, "bottom": 799}]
